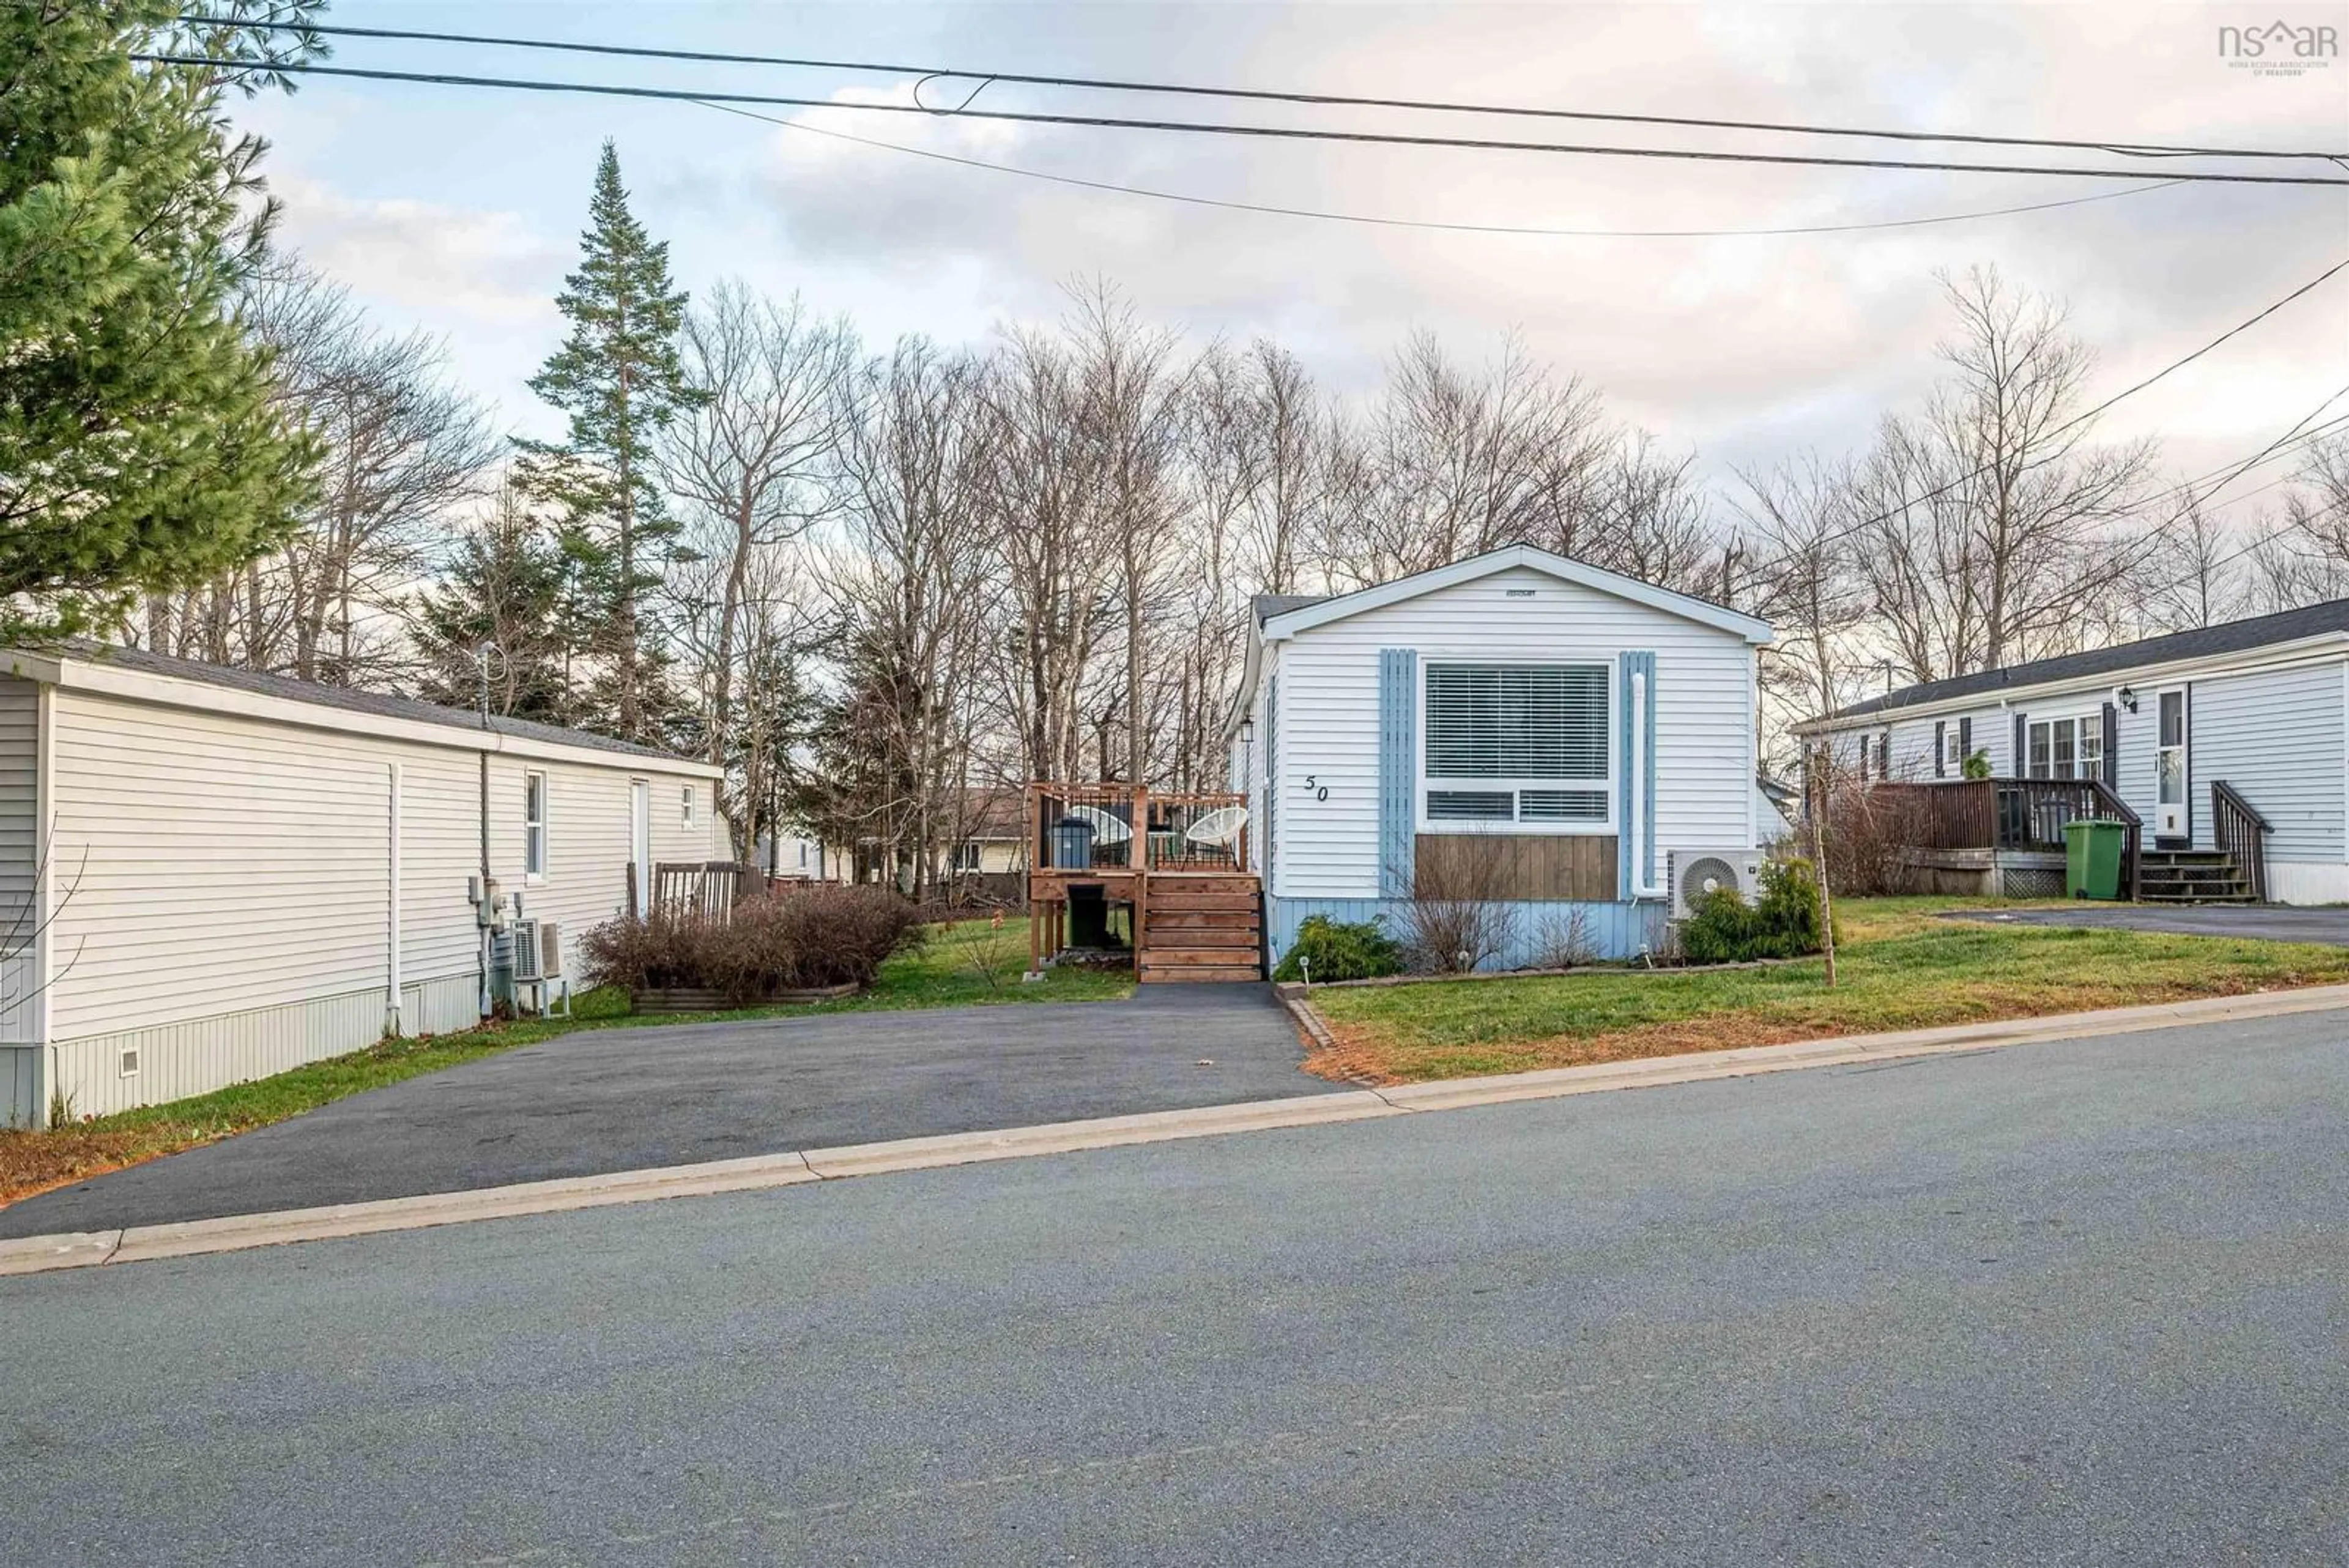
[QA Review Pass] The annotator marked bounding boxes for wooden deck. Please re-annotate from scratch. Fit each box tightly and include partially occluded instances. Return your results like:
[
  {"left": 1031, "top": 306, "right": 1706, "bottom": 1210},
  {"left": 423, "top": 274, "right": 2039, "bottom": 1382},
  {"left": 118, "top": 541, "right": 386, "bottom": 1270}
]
[
  {"left": 1869, "top": 778, "right": 2144, "bottom": 899},
  {"left": 1025, "top": 784, "right": 1262, "bottom": 983}
]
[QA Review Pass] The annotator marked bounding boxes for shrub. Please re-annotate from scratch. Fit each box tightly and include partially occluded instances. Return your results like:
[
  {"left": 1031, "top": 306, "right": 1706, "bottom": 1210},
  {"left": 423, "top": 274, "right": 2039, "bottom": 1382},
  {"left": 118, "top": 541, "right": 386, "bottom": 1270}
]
[
  {"left": 1819, "top": 781, "right": 1931, "bottom": 896},
  {"left": 1394, "top": 833, "right": 1515, "bottom": 973},
  {"left": 1272, "top": 915, "right": 1403, "bottom": 983},
  {"left": 1677, "top": 856, "right": 1830, "bottom": 964},
  {"left": 581, "top": 885, "right": 922, "bottom": 1005}
]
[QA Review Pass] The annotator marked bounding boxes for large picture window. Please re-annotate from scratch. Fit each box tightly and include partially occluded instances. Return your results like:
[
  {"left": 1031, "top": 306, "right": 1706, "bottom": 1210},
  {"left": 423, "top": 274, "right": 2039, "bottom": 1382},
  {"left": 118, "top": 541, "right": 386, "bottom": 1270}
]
[{"left": 1422, "top": 662, "right": 1612, "bottom": 828}]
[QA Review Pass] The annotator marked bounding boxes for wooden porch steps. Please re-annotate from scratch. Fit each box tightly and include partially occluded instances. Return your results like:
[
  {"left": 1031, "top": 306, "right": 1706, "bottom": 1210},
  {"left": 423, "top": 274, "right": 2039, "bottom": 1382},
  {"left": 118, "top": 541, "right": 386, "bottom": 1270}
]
[
  {"left": 2138, "top": 849, "right": 2255, "bottom": 905},
  {"left": 1138, "top": 876, "right": 1264, "bottom": 983}
]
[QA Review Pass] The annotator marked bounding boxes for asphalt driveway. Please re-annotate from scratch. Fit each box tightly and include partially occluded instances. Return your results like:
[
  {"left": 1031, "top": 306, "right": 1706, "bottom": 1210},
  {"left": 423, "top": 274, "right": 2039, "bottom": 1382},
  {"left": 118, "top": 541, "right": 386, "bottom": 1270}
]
[
  {"left": 0, "top": 984, "right": 1330, "bottom": 1238},
  {"left": 1945, "top": 904, "right": 2349, "bottom": 944}
]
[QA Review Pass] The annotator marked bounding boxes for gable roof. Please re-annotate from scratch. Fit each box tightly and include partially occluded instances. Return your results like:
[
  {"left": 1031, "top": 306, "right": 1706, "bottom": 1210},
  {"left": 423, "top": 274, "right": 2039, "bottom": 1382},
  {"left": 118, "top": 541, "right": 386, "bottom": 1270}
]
[
  {"left": 1256, "top": 545, "right": 1774, "bottom": 645},
  {"left": 9, "top": 641, "right": 715, "bottom": 770},
  {"left": 1251, "top": 592, "right": 1328, "bottom": 624},
  {"left": 1809, "top": 597, "right": 2349, "bottom": 727}
]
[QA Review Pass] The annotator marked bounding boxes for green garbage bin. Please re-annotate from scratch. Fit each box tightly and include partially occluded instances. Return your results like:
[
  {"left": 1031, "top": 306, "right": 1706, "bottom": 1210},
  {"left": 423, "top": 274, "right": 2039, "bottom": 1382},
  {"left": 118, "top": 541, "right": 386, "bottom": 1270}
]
[{"left": 2064, "top": 819, "right": 2126, "bottom": 900}]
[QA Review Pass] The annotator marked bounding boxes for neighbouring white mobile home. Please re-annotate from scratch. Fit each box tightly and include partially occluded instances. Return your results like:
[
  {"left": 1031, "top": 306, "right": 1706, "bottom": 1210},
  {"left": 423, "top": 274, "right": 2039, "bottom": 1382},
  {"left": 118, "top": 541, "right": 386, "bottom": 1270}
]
[
  {"left": 1798, "top": 598, "right": 2349, "bottom": 904},
  {"left": 1223, "top": 545, "right": 1775, "bottom": 968},
  {"left": 0, "top": 645, "right": 727, "bottom": 1125}
]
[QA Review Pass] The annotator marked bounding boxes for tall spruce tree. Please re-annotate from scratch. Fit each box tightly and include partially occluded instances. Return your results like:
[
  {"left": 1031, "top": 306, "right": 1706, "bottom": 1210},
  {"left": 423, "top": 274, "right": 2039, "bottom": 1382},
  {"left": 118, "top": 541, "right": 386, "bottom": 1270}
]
[
  {"left": 516, "top": 140, "right": 695, "bottom": 743},
  {"left": 0, "top": 2, "right": 323, "bottom": 636}
]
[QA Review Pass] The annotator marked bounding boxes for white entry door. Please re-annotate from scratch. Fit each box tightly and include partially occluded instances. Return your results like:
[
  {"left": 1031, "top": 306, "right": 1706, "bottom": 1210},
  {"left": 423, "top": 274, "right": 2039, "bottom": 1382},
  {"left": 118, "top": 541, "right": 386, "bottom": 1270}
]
[
  {"left": 2155, "top": 689, "right": 2188, "bottom": 840},
  {"left": 629, "top": 779, "right": 653, "bottom": 913}
]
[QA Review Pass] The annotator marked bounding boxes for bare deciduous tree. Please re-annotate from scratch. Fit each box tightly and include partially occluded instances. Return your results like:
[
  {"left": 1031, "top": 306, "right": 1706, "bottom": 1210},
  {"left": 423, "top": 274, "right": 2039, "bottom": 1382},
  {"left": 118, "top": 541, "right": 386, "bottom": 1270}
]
[
  {"left": 1855, "top": 266, "right": 2156, "bottom": 682},
  {"left": 662, "top": 280, "right": 858, "bottom": 784}
]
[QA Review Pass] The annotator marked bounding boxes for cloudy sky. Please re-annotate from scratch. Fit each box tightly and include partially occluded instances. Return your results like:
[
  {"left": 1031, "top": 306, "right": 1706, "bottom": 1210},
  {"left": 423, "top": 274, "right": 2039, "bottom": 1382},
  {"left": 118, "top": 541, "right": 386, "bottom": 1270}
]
[{"left": 235, "top": 0, "right": 2349, "bottom": 515}]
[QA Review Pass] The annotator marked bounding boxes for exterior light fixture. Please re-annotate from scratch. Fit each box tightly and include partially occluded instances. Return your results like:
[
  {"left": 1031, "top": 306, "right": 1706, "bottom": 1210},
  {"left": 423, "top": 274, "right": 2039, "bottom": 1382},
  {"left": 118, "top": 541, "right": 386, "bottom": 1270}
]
[{"left": 2117, "top": 686, "right": 2138, "bottom": 713}]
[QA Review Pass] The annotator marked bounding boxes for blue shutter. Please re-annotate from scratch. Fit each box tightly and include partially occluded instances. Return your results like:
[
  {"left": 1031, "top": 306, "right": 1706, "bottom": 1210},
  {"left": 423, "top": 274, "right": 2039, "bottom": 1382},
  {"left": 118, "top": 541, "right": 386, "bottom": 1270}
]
[
  {"left": 1617, "top": 651, "right": 1656, "bottom": 899},
  {"left": 1264, "top": 675, "right": 1278, "bottom": 891},
  {"left": 1378, "top": 649, "right": 1417, "bottom": 897}
]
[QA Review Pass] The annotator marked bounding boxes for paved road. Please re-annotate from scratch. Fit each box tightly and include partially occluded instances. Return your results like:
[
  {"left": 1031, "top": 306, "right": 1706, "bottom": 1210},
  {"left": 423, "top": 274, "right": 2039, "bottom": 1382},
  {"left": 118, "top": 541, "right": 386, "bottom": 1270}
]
[
  {"left": 4, "top": 1009, "right": 2346, "bottom": 1565},
  {"left": 0, "top": 984, "right": 1329, "bottom": 1237},
  {"left": 1946, "top": 904, "right": 2349, "bottom": 943}
]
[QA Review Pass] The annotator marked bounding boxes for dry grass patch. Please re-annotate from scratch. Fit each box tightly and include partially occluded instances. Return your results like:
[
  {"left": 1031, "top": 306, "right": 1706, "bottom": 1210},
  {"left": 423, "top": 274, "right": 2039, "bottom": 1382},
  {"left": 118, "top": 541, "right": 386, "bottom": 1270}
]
[{"left": 1304, "top": 898, "right": 2349, "bottom": 1084}]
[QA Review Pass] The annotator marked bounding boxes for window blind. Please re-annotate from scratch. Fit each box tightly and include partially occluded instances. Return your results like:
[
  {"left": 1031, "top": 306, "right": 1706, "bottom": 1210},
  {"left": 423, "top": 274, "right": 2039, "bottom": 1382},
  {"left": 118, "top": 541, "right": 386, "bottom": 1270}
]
[
  {"left": 1423, "top": 663, "right": 1610, "bottom": 825},
  {"left": 1425, "top": 665, "right": 1608, "bottom": 779}
]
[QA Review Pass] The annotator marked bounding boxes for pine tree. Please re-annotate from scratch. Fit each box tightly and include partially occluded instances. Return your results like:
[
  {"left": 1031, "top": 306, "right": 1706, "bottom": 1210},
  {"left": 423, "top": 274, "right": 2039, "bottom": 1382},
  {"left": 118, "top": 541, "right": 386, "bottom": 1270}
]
[
  {"left": 516, "top": 140, "right": 696, "bottom": 743},
  {"left": 414, "top": 486, "right": 577, "bottom": 725},
  {"left": 0, "top": 2, "right": 324, "bottom": 636}
]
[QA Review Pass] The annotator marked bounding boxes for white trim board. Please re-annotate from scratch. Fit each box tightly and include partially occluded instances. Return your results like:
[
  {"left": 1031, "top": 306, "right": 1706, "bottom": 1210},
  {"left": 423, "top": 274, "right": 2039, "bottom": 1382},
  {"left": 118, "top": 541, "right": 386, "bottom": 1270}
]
[
  {"left": 1797, "top": 633, "right": 2349, "bottom": 737},
  {"left": 1, "top": 650, "right": 722, "bottom": 780},
  {"left": 1260, "top": 545, "right": 1774, "bottom": 646}
]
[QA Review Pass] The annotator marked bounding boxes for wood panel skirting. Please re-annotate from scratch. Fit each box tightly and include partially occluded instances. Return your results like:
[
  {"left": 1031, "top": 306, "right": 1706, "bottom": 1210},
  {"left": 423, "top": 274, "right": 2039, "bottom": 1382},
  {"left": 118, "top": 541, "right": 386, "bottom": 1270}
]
[{"left": 1414, "top": 833, "right": 1619, "bottom": 902}]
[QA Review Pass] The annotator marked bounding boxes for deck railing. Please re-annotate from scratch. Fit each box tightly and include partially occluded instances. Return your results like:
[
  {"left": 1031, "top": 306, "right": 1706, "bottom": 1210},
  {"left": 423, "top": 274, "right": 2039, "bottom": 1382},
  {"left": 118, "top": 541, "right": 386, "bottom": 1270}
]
[
  {"left": 2211, "top": 780, "right": 2271, "bottom": 902},
  {"left": 1026, "top": 782, "right": 1249, "bottom": 874},
  {"left": 1872, "top": 778, "right": 2142, "bottom": 899}
]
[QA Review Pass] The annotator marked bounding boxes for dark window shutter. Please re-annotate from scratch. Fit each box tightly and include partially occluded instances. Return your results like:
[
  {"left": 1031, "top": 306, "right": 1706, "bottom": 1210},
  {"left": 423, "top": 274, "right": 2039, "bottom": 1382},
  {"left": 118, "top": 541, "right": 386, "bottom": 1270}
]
[
  {"left": 1959, "top": 716, "right": 1973, "bottom": 768},
  {"left": 2101, "top": 703, "right": 2118, "bottom": 789},
  {"left": 1934, "top": 721, "right": 1946, "bottom": 778},
  {"left": 2012, "top": 713, "right": 2026, "bottom": 778}
]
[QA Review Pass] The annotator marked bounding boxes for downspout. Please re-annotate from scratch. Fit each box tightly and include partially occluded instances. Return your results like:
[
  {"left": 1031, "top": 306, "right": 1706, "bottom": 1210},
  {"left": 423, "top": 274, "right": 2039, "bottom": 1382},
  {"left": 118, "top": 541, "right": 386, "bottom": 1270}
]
[
  {"left": 387, "top": 762, "right": 403, "bottom": 1038},
  {"left": 1630, "top": 669, "right": 1664, "bottom": 900},
  {"left": 477, "top": 645, "right": 494, "bottom": 1020}
]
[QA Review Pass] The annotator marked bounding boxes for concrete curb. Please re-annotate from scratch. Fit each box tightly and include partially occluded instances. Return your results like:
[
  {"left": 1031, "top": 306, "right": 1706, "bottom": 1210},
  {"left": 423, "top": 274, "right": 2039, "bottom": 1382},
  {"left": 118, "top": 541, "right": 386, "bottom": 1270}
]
[{"left": 6, "top": 984, "right": 2347, "bottom": 1277}]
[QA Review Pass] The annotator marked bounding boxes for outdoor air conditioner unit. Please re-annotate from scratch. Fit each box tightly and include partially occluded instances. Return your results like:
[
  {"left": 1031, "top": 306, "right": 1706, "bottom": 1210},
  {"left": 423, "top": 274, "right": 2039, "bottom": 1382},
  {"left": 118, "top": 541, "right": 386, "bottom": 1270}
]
[
  {"left": 1669, "top": 849, "right": 1763, "bottom": 920},
  {"left": 536, "top": 920, "right": 563, "bottom": 983},
  {"left": 512, "top": 918, "right": 544, "bottom": 984}
]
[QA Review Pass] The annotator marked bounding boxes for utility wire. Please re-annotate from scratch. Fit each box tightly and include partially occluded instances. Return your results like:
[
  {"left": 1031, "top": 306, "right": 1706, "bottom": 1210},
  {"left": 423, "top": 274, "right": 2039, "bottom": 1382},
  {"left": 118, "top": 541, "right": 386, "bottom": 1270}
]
[
  {"left": 1808, "top": 252, "right": 2349, "bottom": 556},
  {"left": 187, "top": 15, "right": 2349, "bottom": 163},
  {"left": 132, "top": 55, "right": 2349, "bottom": 187},
  {"left": 699, "top": 99, "right": 2189, "bottom": 240}
]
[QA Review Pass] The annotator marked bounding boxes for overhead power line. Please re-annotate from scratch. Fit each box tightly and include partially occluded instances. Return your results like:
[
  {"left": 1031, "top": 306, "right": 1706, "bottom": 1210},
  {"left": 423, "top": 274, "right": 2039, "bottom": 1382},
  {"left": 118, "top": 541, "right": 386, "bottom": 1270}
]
[
  {"left": 1807, "top": 251, "right": 2349, "bottom": 555},
  {"left": 699, "top": 100, "right": 2190, "bottom": 240},
  {"left": 133, "top": 56, "right": 2349, "bottom": 187},
  {"left": 187, "top": 16, "right": 2349, "bottom": 163}
]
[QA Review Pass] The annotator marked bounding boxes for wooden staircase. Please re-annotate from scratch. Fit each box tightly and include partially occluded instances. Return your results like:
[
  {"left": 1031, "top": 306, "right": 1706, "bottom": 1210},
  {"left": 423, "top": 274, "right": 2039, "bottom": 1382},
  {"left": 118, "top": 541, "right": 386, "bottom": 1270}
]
[
  {"left": 1138, "top": 875, "right": 1264, "bottom": 983},
  {"left": 2138, "top": 849, "right": 2254, "bottom": 904}
]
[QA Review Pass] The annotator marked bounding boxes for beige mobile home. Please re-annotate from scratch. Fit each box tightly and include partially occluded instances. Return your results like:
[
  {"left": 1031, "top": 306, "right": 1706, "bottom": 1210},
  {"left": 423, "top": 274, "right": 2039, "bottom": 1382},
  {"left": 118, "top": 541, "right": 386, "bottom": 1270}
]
[{"left": 0, "top": 645, "right": 727, "bottom": 1125}]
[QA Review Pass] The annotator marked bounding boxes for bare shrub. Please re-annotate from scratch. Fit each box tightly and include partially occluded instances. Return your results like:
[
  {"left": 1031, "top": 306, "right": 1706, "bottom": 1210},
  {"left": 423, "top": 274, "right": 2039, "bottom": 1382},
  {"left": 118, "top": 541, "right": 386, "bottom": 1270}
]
[
  {"left": 1529, "top": 904, "right": 1598, "bottom": 969},
  {"left": 581, "top": 885, "right": 922, "bottom": 1002},
  {"left": 1395, "top": 835, "right": 1515, "bottom": 973},
  {"left": 1819, "top": 781, "right": 1932, "bottom": 897}
]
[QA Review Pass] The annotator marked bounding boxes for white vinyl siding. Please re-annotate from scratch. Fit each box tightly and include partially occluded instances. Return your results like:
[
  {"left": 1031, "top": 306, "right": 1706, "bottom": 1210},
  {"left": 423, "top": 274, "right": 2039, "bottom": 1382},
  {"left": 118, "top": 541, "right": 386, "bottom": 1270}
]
[
  {"left": 1267, "top": 563, "right": 1756, "bottom": 899},
  {"left": 43, "top": 688, "right": 725, "bottom": 1063},
  {"left": 0, "top": 678, "right": 37, "bottom": 1046},
  {"left": 2188, "top": 661, "right": 2346, "bottom": 861}
]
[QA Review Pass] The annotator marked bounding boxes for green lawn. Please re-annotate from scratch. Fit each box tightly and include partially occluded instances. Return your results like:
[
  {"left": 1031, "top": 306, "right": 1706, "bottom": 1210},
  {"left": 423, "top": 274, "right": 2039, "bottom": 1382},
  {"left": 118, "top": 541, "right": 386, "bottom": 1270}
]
[
  {"left": 1305, "top": 898, "right": 2349, "bottom": 1083},
  {"left": 0, "top": 918, "right": 1130, "bottom": 1205}
]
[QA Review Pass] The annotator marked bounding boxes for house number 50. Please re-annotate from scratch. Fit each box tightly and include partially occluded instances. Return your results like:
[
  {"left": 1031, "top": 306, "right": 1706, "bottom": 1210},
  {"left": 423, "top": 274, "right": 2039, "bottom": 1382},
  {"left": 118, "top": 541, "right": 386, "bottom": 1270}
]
[{"left": 1301, "top": 774, "right": 1330, "bottom": 802}]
